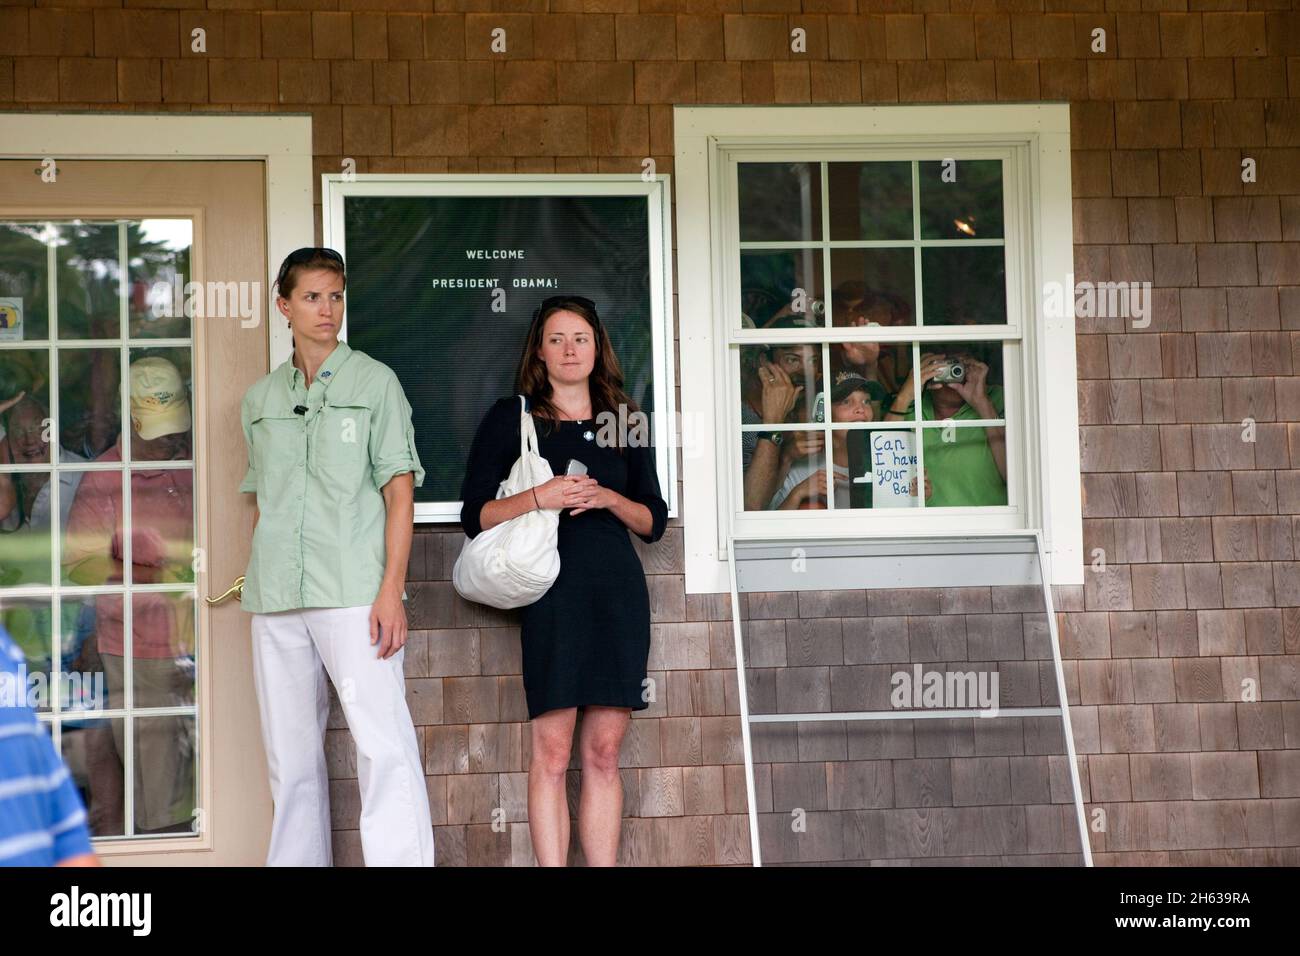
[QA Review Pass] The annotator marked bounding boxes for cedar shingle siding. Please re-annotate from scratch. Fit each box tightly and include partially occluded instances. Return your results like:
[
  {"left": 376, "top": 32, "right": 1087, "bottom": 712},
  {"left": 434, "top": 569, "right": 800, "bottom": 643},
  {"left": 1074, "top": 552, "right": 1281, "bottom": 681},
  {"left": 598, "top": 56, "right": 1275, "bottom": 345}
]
[{"left": 6, "top": 0, "right": 1297, "bottom": 866}]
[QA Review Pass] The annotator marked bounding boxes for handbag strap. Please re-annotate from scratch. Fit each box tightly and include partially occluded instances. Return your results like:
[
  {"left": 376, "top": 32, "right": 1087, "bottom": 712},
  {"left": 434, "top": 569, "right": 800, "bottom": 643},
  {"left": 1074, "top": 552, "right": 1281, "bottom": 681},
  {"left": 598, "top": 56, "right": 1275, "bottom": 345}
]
[{"left": 518, "top": 394, "right": 539, "bottom": 460}]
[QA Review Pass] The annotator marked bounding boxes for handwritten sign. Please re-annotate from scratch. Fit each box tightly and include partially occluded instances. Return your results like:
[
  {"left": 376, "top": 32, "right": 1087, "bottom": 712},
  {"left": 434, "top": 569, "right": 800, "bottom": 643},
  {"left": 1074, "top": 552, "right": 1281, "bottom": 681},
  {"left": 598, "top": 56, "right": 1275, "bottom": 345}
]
[{"left": 870, "top": 431, "right": 919, "bottom": 508}]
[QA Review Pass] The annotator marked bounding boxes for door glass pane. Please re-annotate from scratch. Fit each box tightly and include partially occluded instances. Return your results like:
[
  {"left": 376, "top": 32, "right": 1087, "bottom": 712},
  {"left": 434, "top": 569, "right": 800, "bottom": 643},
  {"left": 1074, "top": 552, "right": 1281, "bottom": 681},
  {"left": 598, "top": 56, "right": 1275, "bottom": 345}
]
[
  {"left": 79, "top": 716, "right": 127, "bottom": 837},
  {"left": 131, "top": 591, "right": 196, "bottom": 708},
  {"left": 56, "top": 221, "right": 122, "bottom": 340},
  {"left": 0, "top": 217, "right": 200, "bottom": 843},
  {"left": 129, "top": 220, "right": 193, "bottom": 339},
  {"left": 0, "top": 222, "right": 52, "bottom": 339},
  {"left": 0, "top": 596, "right": 53, "bottom": 711},
  {"left": 59, "top": 347, "right": 122, "bottom": 463},
  {"left": 126, "top": 347, "right": 192, "bottom": 464},
  {"left": 133, "top": 714, "right": 198, "bottom": 834}
]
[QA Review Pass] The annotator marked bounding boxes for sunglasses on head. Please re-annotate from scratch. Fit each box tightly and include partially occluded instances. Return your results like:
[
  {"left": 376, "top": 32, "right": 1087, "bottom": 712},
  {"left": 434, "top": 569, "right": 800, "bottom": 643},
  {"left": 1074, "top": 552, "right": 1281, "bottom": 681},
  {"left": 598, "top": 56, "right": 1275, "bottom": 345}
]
[
  {"left": 532, "top": 295, "right": 599, "bottom": 325},
  {"left": 275, "top": 247, "right": 345, "bottom": 290}
]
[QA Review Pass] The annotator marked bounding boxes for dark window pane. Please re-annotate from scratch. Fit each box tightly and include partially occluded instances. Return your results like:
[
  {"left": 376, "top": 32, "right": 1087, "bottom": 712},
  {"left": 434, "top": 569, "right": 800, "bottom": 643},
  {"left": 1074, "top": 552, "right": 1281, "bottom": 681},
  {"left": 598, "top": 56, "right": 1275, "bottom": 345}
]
[
  {"left": 741, "top": 249, "right": 826, "bottom": 329},
  {"left": 920, "top": 247, "right": 1006, "bottom": 325},
  {"left": 738, "top": 163, "right": 823, "bottom": 243},
  {"left": 830, "top": 249, "right": 916, "bottom": 328},
  {"left": 827, "top": 161, "right": 913, "bottom": 241},
  {"left": 918, "top": 159, "right": 1004, "bottom": 240},
  {"left": 59, "top": 348, "right": 122, "bottom": 462}
]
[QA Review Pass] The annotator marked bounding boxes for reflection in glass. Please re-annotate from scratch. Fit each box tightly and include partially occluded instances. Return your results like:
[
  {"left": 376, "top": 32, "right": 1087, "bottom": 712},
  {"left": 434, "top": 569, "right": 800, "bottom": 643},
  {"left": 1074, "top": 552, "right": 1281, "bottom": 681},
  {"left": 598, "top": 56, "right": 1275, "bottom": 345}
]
[
  {"left": 0, "top": 223, "right": 53, "bottom": 339},
  {"left": 920, "top": 246, "right": 1006, "bottom": 325},
  {"left": 738, "top": 163, "right": 823, "bottom": 243},
  {"left": 827, "top": 161, "right": 913, "bottom": 241},
  {"left": 56, "top": 222, "right": 122, "bottom": 340},
  {"left": 129, "top": 220, "right": 193, "bottom": 339},
  {"left": 918, "top": 159, "right": 1004, "bottom": 240},
  {"left": 740, "top": 249, "right": 825, "bottom": 329}
]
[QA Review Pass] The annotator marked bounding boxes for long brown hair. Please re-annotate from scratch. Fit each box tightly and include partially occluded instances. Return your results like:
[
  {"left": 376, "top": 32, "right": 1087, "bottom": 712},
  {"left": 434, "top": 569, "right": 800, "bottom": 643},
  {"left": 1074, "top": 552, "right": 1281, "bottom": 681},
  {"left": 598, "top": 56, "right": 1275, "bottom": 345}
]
[{"left": 515, "top": 296, "right": 638, "bottom": 453}]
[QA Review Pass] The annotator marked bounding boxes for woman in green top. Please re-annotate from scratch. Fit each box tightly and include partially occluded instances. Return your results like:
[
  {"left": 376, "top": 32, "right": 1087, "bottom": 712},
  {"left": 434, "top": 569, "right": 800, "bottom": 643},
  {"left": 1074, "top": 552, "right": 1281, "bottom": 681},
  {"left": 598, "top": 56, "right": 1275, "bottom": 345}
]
[
  {"left": 238, "top": 247, "right": 433, "bottom": 867},
  {"left": 883, "top": 349, "right": 1008, "bottom": 507}
]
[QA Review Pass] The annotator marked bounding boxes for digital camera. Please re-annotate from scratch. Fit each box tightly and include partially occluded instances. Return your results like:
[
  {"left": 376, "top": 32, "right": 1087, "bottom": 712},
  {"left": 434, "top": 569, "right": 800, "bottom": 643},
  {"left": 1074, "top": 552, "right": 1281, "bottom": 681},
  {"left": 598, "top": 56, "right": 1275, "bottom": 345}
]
[{"left": 932, "top": 361, "right": 965, "bottom": 384}]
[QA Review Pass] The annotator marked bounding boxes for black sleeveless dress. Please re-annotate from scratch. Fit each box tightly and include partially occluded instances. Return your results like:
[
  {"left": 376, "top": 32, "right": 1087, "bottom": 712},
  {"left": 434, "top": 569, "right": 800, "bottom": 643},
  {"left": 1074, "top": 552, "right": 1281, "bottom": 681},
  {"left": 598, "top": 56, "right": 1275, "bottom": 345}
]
[{"left": 459, "top": 396, "right": 669, "bottom": 719}]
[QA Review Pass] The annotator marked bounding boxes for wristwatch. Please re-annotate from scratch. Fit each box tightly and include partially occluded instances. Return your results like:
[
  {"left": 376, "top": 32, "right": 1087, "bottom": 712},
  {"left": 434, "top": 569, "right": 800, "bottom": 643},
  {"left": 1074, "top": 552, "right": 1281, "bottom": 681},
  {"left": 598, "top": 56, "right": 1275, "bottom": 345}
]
[{"left": 758, "top": 431, "right": 784, "bottom": 446}]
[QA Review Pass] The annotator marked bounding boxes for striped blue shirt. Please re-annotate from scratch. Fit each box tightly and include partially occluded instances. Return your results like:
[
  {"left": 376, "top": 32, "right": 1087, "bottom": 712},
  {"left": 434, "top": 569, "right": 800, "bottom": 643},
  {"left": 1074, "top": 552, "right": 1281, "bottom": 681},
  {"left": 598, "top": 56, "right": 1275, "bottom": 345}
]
[{"left": 0, "top": 625, "right": 94, "bottom": 866}]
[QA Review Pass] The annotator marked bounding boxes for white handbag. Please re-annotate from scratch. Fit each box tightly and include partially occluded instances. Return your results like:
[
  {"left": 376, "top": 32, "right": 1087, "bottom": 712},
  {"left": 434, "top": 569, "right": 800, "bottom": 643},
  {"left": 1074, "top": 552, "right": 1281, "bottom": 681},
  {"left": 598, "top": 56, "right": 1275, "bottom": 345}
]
[{"left": 452, "top": 395, "right": 561, "bottom": 609}]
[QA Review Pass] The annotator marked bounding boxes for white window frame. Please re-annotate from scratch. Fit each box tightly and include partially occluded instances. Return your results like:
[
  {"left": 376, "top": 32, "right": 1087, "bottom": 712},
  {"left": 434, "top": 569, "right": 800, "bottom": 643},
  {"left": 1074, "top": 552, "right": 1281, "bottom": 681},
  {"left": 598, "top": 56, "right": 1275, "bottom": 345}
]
[
  {"left": 675, "top": 104, "right": 1082, "bottom": 593},
  {"left": 320, "top": 174, "right": 678, "bottom": 525}
]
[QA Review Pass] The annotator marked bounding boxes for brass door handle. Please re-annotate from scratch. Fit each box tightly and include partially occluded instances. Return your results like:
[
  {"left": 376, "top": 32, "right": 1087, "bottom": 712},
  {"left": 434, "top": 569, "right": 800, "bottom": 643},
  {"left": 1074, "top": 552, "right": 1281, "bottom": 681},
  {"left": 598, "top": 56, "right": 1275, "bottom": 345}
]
[{"left": 205, "top": 575, "right": 244, "bottom": 606}]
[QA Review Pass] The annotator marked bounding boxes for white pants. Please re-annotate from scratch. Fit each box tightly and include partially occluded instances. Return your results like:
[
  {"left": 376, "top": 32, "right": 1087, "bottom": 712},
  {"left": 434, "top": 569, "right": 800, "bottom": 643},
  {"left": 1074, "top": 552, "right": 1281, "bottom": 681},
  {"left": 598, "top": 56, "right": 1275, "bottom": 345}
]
[{"left": 251, "top": 605, "right": 434, "bottom": 866}]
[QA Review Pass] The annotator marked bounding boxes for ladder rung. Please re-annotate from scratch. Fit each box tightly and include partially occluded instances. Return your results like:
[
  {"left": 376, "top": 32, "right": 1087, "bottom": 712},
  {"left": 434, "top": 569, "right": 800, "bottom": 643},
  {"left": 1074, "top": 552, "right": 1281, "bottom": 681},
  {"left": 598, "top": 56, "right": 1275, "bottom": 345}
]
[{"left": 747, "top": 706, "right": 1063, "bottom": 723}]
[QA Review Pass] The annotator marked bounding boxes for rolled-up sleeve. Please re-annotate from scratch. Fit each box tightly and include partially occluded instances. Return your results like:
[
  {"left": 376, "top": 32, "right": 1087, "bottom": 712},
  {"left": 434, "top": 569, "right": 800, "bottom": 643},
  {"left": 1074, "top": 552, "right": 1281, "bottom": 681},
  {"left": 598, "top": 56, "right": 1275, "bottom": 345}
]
[
  {"left": 459, "top": 399, "right": 519, "bottom": 539},
  {"left": 238, "top": 393, "right": 258, "bottom": 494},
  {"left": 625, "top": 437, "right": 668, "bottom": 544},
  {"left": 369, "top": 371, "right": 425, "bottom": 490}
]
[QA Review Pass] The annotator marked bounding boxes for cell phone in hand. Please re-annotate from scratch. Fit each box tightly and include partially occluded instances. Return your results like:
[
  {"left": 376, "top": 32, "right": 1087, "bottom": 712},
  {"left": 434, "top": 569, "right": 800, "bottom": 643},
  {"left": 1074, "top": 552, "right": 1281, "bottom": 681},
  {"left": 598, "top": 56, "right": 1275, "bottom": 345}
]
[{"left": 564, "top": 459, "right": 588, "bottom": 476}]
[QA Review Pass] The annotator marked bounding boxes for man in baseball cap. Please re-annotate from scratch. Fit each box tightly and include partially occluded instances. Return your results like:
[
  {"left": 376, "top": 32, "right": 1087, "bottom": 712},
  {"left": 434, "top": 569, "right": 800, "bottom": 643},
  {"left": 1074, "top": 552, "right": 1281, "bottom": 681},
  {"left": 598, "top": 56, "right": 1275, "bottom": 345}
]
[
  {"left": 63, "top": 354, "right": 196, "bottom": 835},
  {"left": 129, "top": 356, "right": 191, "bottom": 442}
]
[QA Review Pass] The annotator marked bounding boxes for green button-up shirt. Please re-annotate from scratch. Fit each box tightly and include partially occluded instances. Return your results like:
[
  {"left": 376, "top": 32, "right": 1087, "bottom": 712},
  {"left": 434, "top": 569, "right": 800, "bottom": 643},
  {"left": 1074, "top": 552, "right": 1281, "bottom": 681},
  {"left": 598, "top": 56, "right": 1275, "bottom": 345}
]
[{"left": 238, "top": 340, "right": 424, "bottom": 613}]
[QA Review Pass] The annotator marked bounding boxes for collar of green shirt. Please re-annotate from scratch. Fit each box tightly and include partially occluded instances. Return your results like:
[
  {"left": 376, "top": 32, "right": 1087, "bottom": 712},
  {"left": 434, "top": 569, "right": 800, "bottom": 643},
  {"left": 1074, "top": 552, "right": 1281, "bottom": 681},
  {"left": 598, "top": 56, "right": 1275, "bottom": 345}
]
[{"left": 284, "top": 338, "right": 353, "bottom": 393}]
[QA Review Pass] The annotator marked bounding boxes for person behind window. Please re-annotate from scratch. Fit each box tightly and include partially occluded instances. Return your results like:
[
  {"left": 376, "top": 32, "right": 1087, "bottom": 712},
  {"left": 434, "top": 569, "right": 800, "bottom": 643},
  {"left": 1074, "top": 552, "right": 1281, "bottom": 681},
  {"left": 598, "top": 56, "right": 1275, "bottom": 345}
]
[
  {"left": 883, "top": 347, "right": 1007, "bottom": 507},
  {"left": 830, "top": 282, "right": 893, "bottom": 412},
  {"left": 739, "top": 317, "right": 824, "bottom": 511},
  {"left": 768, "top": 372, "right": 931, "bottom": 511},
  {"left": 0, "top": 624, "right": 99, "bottom": 867},
  {"left": 239, "top": 247, "right": 432, "bottom": 867},
  {"left": 63, "top": 356, "right": 197, "bottom": 836},
  {"left": 0, "top": 394, "right": 88, "bottom": 534},
  {"left": 459, "top": 294, "right": 668, "bottom": 867}
]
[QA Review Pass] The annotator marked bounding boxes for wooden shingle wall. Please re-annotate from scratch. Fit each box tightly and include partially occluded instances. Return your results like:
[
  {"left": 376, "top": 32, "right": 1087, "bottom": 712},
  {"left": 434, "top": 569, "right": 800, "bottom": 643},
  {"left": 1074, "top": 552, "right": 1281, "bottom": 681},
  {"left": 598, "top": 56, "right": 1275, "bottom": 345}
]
[{"left": 4, "top": 0, "right": 1297, "bottom": 865}]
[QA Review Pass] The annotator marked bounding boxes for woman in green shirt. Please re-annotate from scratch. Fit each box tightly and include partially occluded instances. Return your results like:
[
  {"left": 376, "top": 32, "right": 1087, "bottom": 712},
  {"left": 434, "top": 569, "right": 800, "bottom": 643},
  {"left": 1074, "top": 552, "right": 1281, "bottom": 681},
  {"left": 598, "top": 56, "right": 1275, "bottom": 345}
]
[
  {"left": 239, "top": 247, "right": 433, "bottom": 867},
  {"left": 883, "top": 349, "right": 1008, "bottom": 507}
]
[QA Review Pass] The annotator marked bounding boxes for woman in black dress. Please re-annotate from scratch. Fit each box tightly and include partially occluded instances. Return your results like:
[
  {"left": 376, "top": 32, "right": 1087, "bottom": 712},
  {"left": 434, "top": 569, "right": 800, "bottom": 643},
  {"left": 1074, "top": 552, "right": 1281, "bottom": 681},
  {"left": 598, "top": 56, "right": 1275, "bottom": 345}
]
[{"left": 459, "top": 295, "right": 668, "bottom": 866}]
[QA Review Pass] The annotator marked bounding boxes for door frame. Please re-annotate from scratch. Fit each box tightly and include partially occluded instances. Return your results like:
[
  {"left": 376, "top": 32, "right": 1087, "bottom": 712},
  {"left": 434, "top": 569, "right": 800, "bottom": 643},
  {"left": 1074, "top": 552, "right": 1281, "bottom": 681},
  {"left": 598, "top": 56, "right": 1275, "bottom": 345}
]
[{"left": 0, "top": 112, "right": 313, "bottom": 861}]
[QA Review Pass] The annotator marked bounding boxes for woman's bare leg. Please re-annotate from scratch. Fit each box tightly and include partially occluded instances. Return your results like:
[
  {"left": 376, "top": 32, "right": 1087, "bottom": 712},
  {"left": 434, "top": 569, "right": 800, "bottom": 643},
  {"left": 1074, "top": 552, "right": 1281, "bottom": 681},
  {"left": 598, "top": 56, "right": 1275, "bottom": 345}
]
[
  {"left": 528, "top": 707, "right": 577, "bottom": 866},
  {"left": 577, "top": 706, "right": 631, "bottom": 866}
]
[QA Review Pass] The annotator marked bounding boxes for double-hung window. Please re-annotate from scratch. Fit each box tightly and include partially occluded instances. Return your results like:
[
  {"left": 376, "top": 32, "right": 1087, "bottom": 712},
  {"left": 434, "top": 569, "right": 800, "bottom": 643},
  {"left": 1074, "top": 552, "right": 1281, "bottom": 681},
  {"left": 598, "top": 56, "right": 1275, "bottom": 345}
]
[{"left": 675, "top": 105, "right": 1081, "bottom": 592}]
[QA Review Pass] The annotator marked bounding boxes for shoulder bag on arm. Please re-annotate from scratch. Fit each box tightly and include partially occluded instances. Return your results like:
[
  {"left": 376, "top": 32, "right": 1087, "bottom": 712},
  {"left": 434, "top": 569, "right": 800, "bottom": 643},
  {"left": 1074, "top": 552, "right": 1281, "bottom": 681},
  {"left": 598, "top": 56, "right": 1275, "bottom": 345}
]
[{"left": 452, "top": 395, "right": 560, "bottom": 608}]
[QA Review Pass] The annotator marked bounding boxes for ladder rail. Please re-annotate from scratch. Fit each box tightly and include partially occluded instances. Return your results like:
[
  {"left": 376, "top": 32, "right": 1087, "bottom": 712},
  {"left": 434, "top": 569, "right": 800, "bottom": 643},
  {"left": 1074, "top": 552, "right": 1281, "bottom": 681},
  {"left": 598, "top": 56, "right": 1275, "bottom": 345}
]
[{"left": 728, "top": 530, "right": 1094, "bottom": 867}]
